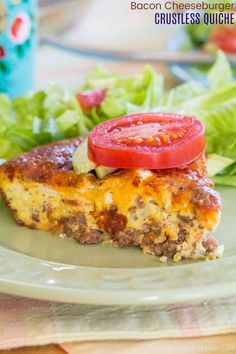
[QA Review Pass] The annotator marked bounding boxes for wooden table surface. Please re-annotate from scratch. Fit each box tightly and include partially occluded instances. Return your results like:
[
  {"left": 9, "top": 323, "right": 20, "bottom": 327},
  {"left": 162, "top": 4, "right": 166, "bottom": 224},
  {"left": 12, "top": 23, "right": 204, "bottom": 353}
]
[
  {"left": 2, "top": 335, "right": 236, "bottom": 354},
  {"left": 0, "top": 345, "right": 64, "bottom": 354}
]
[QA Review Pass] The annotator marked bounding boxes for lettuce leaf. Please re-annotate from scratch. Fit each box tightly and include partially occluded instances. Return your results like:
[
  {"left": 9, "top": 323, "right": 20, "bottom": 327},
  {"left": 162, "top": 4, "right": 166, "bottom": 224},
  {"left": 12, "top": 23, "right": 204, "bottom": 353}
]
[
  {"left": 78, "top": 64, "right": 164, "bottom": 123},
  {"left": 212, "top": 160, "right": 236, "bottom": 185},
  {"left": 213, "top": 175, "right": 236, "bottom": 186},
  {"left": 0, "top": 84, "right": 90, "bottom": 159},
  {"left": 208, "top": 50, "right": 233, "bottom": 91}
]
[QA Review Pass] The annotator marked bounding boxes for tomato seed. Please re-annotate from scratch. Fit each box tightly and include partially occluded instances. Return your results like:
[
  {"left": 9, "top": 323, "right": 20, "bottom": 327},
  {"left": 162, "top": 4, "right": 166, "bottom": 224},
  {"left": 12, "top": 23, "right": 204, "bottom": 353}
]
[
  {"left": 154, "top": 137, "right": 161, "bottom": 145},
  {"left": 160, "top": 135, "right": 171, "bottom": 144},
  {"left": 146, "top": 136, "right": 154, "bottom": 143},
  {"left": 135, "top": 137, "right": 143, "bottom": 143},
  {"left": 170, "top": 133, "right": 179, "bottom": 140}
]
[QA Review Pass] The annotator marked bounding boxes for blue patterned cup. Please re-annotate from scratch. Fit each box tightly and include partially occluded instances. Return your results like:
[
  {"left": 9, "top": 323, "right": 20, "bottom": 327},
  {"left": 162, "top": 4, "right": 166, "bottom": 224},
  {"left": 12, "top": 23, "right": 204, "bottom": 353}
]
[{"left": 0, "top": 0, "right": 36, "bottom": 98}]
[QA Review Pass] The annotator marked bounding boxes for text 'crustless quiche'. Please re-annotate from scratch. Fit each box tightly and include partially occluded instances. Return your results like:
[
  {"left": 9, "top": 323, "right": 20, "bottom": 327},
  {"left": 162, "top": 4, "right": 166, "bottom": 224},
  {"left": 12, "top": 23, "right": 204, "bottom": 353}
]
[{"left": 0, "top": 113, "right": 223, "bottom": 262}]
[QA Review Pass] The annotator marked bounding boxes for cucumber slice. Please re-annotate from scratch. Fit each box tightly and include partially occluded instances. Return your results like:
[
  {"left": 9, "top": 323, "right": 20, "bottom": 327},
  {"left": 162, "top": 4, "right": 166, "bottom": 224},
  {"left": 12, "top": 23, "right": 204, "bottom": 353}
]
[
  {"left": 207, "top": 154, "right": 234, "bottom": 177},
  {"left": 72, "top": 138, "right": 96, "bottom": 175},
  {"left": 95, "top": 166, "right": 118, "bottom": 179},
  {"left": 72, "top": 137, "right": 118, "bottom": 178}
]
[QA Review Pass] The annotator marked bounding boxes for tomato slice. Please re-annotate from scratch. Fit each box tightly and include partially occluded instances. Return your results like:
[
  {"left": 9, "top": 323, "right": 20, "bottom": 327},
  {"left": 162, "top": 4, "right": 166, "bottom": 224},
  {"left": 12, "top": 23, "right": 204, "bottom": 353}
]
[
  {"left": 88, "top": 113, "right": 205, "bottom": 169},
  {"left": 76, "top": 88, "right": 106, "bottom": 110},
  {"left": 209, "top": 27, "right": 236, "bottom": 54}
]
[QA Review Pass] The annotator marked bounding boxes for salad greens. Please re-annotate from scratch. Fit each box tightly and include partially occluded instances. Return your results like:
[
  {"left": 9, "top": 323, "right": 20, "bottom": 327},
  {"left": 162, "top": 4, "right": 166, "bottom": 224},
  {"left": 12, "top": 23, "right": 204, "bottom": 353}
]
[
  {"left": 0, "top": 51, "right": 236, "bottom": 185},
  {"left": 154, "top": 51, "right": 236, "bottom": 186},
  {"left": 0, "top": 87, "right": 89, "bottom": 159},
  {"left": 184, "top": 0, "right": 233, "bottom": 50},
  {"left": 0, "top": 65, "right": 161, "bottom": 160}
]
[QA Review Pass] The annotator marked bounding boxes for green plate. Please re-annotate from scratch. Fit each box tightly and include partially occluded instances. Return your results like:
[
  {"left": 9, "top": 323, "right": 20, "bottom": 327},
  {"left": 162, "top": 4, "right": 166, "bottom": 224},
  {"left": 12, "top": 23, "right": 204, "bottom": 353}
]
[{"left": 0, "top": 185, "right": 235, "bottom": 305}]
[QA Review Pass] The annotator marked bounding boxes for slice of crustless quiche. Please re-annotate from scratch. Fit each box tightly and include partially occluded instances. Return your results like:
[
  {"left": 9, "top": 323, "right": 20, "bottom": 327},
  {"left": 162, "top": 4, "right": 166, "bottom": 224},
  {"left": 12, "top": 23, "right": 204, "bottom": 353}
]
[{"left": 0, "top": 113, "right": 223, "bottom": 262}]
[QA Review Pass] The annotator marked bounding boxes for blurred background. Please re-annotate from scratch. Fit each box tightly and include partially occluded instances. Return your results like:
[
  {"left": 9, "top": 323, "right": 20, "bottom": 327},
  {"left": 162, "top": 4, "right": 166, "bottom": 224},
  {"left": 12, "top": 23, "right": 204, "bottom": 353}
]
[
  {"left": 38, "top": 0, "right": 178, "bottom": 89},
  {"left": 1, "top": 0, "right": 233, "bottom": 93},
  {"left": 39, "top": 0, "right": 176, "bottom": 49}
]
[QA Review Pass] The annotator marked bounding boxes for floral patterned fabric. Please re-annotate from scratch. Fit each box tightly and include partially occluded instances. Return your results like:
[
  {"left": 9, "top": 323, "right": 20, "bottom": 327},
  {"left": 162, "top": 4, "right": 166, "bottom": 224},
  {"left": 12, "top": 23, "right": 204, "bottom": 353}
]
[{"left": 0, "top": 0, "right": 36, "bottom": 97}]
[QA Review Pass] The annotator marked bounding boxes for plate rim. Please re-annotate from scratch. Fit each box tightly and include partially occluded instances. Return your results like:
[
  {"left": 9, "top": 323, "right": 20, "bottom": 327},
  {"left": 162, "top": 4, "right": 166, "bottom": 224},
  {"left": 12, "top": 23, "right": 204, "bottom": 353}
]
[{"left": 1, "top": 245, "right": 236, "bottom": 305}]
